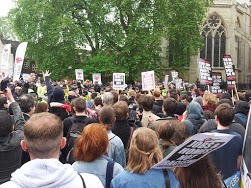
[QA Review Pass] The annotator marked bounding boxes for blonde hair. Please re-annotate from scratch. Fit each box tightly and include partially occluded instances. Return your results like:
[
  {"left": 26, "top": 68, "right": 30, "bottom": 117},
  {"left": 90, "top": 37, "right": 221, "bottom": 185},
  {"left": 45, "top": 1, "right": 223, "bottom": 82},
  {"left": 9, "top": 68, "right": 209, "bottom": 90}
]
[
  {"left": 203, "top": 92, "right": 217, "bottom": 106},
  {"left": 127, "top": 127, "right": 163, "bottom": 174}
]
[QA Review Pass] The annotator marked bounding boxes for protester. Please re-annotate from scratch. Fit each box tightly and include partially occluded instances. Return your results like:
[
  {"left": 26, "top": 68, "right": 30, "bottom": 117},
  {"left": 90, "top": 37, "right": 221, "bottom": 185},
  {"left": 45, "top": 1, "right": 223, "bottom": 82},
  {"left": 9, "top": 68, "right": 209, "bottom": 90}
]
[
  {"left": 174, "top": 156, "right": 223, "bottom": 188},
  {"left": 0, "top": 88, "right": 25, "bottom": 184},
  {"left": 98, "top": 106, "right": 126, "bottom": 167},
  {"left": 72, "top": 123, "right": 124, "bottom": 188},
  {"left": 0, "top": 112, "right": 103, "bottom": 188},
  {"left": 112, "top": 101, "right": 137, "bottom": 152},
  {"left": 34, "top": 101, "right": 49, "bottom": 113},
  {"left": 110, "top": 127, "right": 180, "bottom": 188},
  {"left": 157, "top": 120, "right": 176, "bottom": 157},
  {"left": 140, "top": 95, "right": 160, "bottom": 127},
  {"left": 210, "top": 103, "right": 243, "bottom": 180}
]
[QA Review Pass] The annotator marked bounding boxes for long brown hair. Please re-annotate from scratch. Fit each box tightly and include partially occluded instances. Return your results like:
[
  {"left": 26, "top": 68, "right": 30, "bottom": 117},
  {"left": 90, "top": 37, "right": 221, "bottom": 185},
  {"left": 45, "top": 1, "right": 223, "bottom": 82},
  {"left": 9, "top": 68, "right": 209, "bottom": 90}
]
[
  {"left": 174, "top": 156, "right": 223, "bottom": 188},
  {"left": 127, "top": 127, "right": 162, "bottom": 174}
]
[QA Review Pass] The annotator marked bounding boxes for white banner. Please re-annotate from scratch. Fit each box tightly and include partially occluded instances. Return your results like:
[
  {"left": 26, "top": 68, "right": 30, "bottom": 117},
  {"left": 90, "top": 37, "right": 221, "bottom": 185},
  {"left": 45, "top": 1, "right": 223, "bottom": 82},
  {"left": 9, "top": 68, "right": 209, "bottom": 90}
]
[
  {"left": 75, "top": 69, "right": 84, "bottom": 80},
  {"left": 141, "top": 71, "right": 155, "bottom": 91},
  {"left": 92, "top": 73, "right": 102, "bottom": 84},
  {"left": 13, "top": 42, "right": 28, "bottom": 81},
  {"left": 113, "top": 73, "right": 125, "bottom": 90},
  {"left": 1, "top": 44, "right": 11, "bottom": 70},
  {"left": 152, "top": 133, "right": 234, "bottom": 169}
]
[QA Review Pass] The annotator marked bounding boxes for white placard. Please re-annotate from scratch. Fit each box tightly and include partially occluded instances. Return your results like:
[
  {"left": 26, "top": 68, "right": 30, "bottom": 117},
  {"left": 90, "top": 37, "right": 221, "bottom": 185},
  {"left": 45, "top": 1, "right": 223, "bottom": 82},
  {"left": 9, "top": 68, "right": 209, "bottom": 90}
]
[
  {"left": 92, "top": 73, "right": 102, "bottom": 84},
  {"left": 113, "top": 73, "right": 125, "bottom": 90},
  {"left": 152, "top": 133, "right": 234, "bottom": 169},
  {"left": 141, "top": 71, "right": 155, "bottom": 91},
  {"left": 1, "top": 44, "right": 11, "bottom": 70},
  {"left": 75, "top": 69, "right": 84, "bottom": 80}
]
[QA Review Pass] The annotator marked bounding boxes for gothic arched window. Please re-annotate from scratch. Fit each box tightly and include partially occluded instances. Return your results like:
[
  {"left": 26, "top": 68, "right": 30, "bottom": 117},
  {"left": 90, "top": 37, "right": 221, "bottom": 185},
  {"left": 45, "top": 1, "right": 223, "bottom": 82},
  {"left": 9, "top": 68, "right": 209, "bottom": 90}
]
[{"left": 200, "top": 15, "right": 226, "bottom": 67}]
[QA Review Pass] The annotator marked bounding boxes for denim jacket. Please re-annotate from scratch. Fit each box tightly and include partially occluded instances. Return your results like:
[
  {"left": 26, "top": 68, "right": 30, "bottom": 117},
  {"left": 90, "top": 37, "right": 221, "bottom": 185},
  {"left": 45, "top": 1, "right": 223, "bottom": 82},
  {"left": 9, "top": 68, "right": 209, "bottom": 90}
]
[{"left": 111, "top": 168, "right": 180, "bottom": 188}]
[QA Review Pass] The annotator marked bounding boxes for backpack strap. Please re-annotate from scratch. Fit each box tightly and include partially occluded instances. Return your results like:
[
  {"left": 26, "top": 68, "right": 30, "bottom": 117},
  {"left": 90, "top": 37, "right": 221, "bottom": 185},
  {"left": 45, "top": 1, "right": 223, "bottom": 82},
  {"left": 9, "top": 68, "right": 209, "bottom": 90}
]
[
  {"left": 109, "top": 135, "right": 116, "bottom": 141},
  {"left": 162, "top": 169, "right": 170, "bottom": 188},
  {"left": 105, "top": 158, "right": 115, "bottom": 188},
  {"left": 78, "top": 173, "right": 86, "bottom": 188}
]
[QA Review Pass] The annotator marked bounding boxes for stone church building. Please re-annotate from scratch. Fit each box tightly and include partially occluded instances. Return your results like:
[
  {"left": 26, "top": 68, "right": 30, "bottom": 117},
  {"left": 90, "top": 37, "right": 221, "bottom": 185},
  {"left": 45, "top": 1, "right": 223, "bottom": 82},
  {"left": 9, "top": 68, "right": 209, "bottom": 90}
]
[{"left": 189, "top": 0, "right": 251, "bottom": 88}]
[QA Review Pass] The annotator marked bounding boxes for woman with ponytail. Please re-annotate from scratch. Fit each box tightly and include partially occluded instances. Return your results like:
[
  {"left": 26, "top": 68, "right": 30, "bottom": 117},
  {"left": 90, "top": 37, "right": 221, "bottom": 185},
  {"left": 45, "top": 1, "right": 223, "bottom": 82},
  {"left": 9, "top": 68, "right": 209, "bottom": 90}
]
[{"left": 111, "top": 127, "right": 180, "bottom": 188}]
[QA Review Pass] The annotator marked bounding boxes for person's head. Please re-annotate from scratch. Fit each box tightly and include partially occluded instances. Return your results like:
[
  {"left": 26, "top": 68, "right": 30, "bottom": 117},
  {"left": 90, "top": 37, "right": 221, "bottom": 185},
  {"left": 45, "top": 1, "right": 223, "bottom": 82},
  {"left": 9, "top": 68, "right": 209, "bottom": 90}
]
[
  {"left": 51, "top": 86, "right": 65, "bottom": 103},
  {"left": 74, "top": 123, "right": 108, "bottom": 162},
  {"left": 187, "top": 102, "right": 204, "bottom": 120},
  {"left": 73, "top": 97, "right": 86, "bottom": 113},
  {"left": 102, "top": 92, "right": 114, "bottom": 106},
  {"left": 21, "top": 112, "right": 65, "bottom": 159},
  {"left": 174, "top": 156, "right": 222, "bottom": 188},
  {"left": 140, "top": 95, "right": 154, "bottom": 111},
  {"left": 98, "top": 106, "right": 115, "bottom": 130},
  {"left": 203, "top": 92, "right": 217, "bottom": 106},
  {"left": 157, "top": 121, "right": 175, "bottom": 148},
  {"left": 113, "top": 101, "right": 128, "bottom": 121},
  {"left": 17, "top": 94, "right": 36, "bottom": 115},
  {"left": 214, "top": 103, "right": 234, "bottom": 127},
  {"left": 90, "top": 92, "right": 98, "bottom": 100},
  {"left": 163, "top": 97, "right": 177, "bottom": 115},
  {"left": 0, "top": 96, "right": 7, "bottom": 109},
  {"left": 15, "top": 86, "right": 22, "bottom": 95},
  {"left": 119, "top": 94, "right": 129, "bottom": 105},
  {"left": 0, "top": 110, "right": 13, "bottom": 136},
  {"left": 34, "top": 102, "right": 49, "bottom": 113},
  {"left": 234, "top": 100, "right": 250, "bottom": 115},
  {"left": 94, "top": 97, "right": 102, "bottom": 107},
  {"left": 127, "top": 127, "right": 162, "bottom": 174},
  {"left": 153, "top": 89, "right": 161, "bottom": 98}
]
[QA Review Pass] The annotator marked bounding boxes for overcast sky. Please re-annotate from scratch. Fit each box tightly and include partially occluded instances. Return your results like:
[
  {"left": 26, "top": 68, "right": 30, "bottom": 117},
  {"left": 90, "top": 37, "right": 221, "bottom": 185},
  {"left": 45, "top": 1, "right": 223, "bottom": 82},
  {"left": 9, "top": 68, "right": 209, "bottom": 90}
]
[{"left": 0, "top": 0, "right": 250, "bottom": 17}]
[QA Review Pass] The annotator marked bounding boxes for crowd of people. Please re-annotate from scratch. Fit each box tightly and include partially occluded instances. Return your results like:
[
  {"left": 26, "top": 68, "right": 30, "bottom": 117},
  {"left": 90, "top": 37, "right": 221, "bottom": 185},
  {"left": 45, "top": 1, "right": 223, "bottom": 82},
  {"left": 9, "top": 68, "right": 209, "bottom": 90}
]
[{"left": 0, "top": 70, "right": 248, "bottom": 188}]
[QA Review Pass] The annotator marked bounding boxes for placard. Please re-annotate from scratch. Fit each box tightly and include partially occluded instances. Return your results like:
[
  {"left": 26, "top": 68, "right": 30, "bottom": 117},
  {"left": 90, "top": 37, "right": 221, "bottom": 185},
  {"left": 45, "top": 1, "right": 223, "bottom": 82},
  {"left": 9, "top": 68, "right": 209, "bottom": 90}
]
[
  {"left": 141, "top": 71, "right": 155, "bottom": 91},
  {"left": 113, "top": 73, "right": 125, "bottom": 90},
  {"left": 164, "top": 75, "right": 169, "bottom": 86},
  {"left": 223, "top": 55, "right": 236, "bottom": 90},
  {"left": 92, "top": 73, "right": 102, "bottom": 84},
  {"left": 198, "top": 59, "right": 212, "bottom": 85},
  {"left": 171, "top": 70, "right": 178, "bottom": 82},
  {"left": 1, "top": 44, "right": 11, "bottom": 70},
  {"left": 152, "top": 133, "right": 234, "bottom": 169},
  {"left": 211, "top": 72, "right": 223, "bottom": 94},
  {"left": 75, "top": 69, "right": 84, "bottom": 80}
]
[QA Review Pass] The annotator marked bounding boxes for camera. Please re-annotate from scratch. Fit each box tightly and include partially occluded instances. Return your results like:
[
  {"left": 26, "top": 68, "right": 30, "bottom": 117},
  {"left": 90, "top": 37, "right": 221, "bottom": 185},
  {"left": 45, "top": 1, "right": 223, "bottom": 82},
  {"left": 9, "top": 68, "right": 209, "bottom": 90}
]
[{"left": 1, "top": 78, "right": 9, "bottom": 91}]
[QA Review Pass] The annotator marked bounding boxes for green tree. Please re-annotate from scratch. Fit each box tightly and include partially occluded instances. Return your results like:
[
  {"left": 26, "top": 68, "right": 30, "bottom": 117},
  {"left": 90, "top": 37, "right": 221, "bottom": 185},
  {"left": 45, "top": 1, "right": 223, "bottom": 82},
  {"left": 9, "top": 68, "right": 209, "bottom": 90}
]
[
  {"left": 9, "top": 0, "right": 212, "bottom": 81},
  {"left": 0, "top": 16, "right": 17, "bottom": 40},
  {"left": 166, "top": 0, "right": 213, "bottom": 75}
]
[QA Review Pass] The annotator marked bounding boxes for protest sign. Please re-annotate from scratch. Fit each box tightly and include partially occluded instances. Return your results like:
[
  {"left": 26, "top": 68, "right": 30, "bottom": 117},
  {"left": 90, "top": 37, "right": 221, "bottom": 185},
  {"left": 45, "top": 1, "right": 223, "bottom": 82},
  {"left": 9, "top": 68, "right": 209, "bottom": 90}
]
[
  {"left": 75, "top": 69, "right": 84, "bottom": 80},
  {"left": 152, "top": 133, "right": 234, "bottom": 169},
  {"left": 171, "top": 70, "right": 178, "bottom": 82},
  {"left": 92, "top": 73, "right": 102, "bottom": 84},
  {"left": 164, "top": 75, "right": 169, "bottom": 86},
  {"left": 113, "top": 73, "right": 125, "bottom": 90},
  {"left": 1, "top": 44, "right": 11, "bottom": 72},
  {"left": 198, "top": 59, "right": 212, "bottom": 85},
  {"left": 141, "top": 71, "right": 155, "bottom": 91},
  {"left": 211, "top": 72, "right": 223, "bottom": 94},
  {"left": 13, "top": 42, "right": 28, "bottom": 81},
  {"left": 223, "top": 55, "right": 236, "bottom": 90},
  {"left": 175, "top": 78, "right": 183, "bottom": 89}
]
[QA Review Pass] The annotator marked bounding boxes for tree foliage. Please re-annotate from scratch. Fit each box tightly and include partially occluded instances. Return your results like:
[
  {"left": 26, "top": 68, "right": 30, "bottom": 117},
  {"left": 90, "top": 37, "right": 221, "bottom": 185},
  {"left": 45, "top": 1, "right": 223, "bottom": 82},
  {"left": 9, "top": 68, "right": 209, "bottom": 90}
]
[
  {"left": 9, "top": 0, "right": 211, "bottom": 81},
  {"left": 0, "top": 16, "right": 17, "bottom": 40}
]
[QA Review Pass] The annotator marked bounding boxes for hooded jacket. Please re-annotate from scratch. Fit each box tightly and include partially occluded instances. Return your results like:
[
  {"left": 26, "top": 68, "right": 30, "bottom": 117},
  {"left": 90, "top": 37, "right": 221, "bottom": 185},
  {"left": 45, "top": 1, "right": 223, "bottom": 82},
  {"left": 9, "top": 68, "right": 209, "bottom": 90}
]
[
  {"left": 183, "top": 102, "right": 206, "bottom": 135},
  {"left": 0, "top": 159, "right": 103, "bottom": 188}
]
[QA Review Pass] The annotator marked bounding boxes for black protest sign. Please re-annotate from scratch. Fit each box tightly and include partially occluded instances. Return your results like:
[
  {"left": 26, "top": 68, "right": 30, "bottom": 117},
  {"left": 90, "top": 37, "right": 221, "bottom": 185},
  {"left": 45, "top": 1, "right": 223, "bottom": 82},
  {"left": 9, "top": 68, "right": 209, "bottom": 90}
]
[
  {"left": 152, "top": 133, "right": 234, "bottom": 169},
  {"left": 198, "top": 59, "right": 212, "bottom": 85},
  {"left": 212, "top": 72, "right": 223, "bottom": 94},
  {"left": 223, "top": 55, "right": 236, "bottom": 90}
]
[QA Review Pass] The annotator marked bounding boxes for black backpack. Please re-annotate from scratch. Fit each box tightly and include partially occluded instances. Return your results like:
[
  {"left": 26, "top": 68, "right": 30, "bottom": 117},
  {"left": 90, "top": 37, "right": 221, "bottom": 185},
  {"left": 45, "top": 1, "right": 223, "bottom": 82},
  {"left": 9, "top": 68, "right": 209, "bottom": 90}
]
[{"left": 65, "top": 117, "right": 89, "bottom": 160}]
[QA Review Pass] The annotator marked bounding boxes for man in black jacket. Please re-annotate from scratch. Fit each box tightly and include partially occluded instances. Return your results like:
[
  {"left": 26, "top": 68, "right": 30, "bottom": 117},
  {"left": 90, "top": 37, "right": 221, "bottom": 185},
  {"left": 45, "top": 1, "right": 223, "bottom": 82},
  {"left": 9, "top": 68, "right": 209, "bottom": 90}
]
[{"left": 0, "top": 88, "right": 25, "bottom": 184}]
